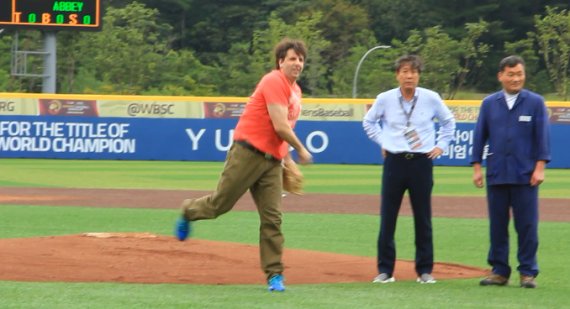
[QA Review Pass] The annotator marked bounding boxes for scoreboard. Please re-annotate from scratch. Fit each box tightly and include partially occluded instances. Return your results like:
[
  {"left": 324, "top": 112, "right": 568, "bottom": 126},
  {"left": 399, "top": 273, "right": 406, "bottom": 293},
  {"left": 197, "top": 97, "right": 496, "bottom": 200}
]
[{"left": 0, "top": 0, "right": 102, "bottom": 30}]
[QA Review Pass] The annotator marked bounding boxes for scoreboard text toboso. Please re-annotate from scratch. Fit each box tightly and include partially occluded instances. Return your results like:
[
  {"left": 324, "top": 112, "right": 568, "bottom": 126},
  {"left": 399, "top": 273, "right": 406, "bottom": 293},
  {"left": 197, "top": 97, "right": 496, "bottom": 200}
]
[{"left": 0, "top": 0, "right": 102, "bottom": 31}]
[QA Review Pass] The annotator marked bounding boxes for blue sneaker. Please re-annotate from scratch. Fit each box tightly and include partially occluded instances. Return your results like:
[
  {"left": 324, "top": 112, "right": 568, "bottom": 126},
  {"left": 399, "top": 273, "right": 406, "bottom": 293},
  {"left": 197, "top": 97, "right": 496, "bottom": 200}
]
[
  {"left": 268, "top": 274, "right": 285, "bottom": 292},
  {"left": 175, "top": 216, "right": 191, "bottom": 241}
]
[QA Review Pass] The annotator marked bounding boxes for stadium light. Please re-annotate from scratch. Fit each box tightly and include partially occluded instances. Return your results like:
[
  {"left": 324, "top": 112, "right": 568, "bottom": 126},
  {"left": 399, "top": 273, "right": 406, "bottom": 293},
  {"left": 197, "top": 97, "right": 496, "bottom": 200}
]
[{"left": 352, "top": 45, "right": 391, "bottom": 98}]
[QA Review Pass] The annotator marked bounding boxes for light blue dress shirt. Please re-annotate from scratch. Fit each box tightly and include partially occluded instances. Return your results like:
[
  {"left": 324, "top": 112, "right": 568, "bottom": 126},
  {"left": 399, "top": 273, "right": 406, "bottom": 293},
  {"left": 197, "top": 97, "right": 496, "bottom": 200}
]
[{"left": 363, "top": 87, "right": 456, "bottom": 153}]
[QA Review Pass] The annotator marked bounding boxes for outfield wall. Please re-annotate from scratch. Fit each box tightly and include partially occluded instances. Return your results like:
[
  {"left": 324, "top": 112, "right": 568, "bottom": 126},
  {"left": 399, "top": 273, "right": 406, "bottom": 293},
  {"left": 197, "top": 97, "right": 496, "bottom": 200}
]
[{"left": 1, "top": 93, "right": 569, "bottom": 167}]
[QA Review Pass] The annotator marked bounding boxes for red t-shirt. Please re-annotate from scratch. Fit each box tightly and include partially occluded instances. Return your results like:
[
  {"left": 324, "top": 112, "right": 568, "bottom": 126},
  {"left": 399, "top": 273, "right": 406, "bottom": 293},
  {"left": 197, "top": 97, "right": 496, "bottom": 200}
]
[{"left": 233, "top": 70, "right": 302, "bottom": 159}]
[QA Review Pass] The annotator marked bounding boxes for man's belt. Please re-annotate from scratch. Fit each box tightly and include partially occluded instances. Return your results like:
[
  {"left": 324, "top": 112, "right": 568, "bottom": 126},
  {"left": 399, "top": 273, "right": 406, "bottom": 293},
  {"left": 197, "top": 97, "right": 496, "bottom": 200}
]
[
  {"left": 387, "top": 151, "right": 428, "bottom": 160},
  {"left": 235, "top": 140, "right": 280, "bottom": 162}
]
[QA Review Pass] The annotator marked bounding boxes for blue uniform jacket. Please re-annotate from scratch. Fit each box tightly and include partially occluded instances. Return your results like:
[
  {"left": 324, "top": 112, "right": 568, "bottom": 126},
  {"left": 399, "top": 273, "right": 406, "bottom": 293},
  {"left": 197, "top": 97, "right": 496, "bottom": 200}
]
[{"left": 471, "top": 89, "right": 551, "bottom": 185}]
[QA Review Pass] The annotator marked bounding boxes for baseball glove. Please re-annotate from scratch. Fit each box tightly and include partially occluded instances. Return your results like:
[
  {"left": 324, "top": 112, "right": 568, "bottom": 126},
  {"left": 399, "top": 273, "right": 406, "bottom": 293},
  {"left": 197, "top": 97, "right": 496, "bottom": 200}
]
[{"left": 282, "top": 162, "right": 304, "bottom": 195}]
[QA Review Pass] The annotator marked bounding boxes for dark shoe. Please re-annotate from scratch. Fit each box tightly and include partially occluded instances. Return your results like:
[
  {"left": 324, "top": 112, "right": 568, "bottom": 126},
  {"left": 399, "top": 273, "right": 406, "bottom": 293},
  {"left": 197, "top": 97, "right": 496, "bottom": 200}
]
[
  {"left": 479, "top": 274, "right": 508, "bottom": 286},
  {"left": 268, "top": 274, "right": 285, "bottom": 292},
  {"left": 520, "top": 275, "right": 537, "bottom": 288},
  {"left": 174, "top": 216, "right": 191, "bottom": 241}
]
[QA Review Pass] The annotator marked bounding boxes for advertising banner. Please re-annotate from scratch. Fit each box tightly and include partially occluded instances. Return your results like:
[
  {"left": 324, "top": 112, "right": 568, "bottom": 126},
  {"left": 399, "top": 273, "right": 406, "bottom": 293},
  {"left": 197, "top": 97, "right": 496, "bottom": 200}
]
[
  {"left": 448, "top": 105, "right": 480, "bottom": 123},
  {"left": 203, "top": 102, "right": 245, "bottom": 118},
  {"left": 300, "top": 103, "right": 365, "bottom": 121},
  {"left": 1, "top": 116, "right": 568, "bottom": 167},
  {"left": 548, "top": 107, "right": 570, "bottom": 124},
  {"left": 38, "top": 99, "right": 98, "bottom": 116},
  {"left": 0, "top": 97, "right": 38, "bottom": 115},
  {"left": 0, "top": 94, "right": 568, "bottom": 167},
  {"left": 97, "top": 100, "right": 203, "bottom": 118}
]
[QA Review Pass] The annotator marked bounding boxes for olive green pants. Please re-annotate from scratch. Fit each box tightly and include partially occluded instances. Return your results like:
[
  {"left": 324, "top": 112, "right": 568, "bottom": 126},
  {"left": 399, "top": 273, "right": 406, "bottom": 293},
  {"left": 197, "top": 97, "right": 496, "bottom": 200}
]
[{"left": 181, "top": 143, "right": 284, "bottom": 279}]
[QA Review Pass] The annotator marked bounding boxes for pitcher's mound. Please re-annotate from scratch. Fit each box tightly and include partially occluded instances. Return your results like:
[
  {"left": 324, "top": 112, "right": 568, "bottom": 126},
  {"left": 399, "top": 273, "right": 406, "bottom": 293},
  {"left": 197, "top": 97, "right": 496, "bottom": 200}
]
[{"left": 0, "top": 233, "right": 487, "bottom": 284}]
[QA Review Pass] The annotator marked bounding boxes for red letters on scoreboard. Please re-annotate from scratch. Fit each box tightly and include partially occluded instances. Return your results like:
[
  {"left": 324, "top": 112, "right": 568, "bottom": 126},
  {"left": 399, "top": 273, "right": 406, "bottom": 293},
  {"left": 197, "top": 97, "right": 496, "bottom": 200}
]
[{"left": 12, "top": 11, "right": 82, "bottom": 25}]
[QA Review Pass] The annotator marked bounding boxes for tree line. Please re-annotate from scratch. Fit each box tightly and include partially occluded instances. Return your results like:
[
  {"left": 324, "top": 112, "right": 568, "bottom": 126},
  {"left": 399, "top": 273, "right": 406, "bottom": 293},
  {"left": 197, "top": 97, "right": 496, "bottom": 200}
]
[{"left": 0, "top": 0, "right": 568, "bottom": 99}]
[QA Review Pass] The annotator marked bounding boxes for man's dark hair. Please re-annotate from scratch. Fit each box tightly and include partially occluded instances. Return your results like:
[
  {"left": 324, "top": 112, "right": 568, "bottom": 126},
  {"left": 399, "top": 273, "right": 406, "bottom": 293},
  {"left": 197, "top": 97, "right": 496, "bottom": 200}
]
[
  {"left": 394, "top": 55, "right": 424, "bottom": 73},
  {"left": 499, "top": 55, "right": 525, "bottom": 72},
  {"left": 274, "top": 38, "right": 307, "bottom": 70}
]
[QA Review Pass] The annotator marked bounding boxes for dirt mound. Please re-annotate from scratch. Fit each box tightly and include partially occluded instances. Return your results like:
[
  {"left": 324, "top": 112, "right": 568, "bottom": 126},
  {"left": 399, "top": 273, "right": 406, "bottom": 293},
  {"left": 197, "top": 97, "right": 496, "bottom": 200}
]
[{"left": 0, "top": 233, "right": 487, "bottom": 284}]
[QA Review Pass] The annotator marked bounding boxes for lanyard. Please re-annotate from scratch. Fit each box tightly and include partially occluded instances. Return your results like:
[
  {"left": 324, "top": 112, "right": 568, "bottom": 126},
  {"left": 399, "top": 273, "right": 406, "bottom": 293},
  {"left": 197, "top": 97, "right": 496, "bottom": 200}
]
[{"left": 399, "top": 95, "right": 418, "bottom": 127}]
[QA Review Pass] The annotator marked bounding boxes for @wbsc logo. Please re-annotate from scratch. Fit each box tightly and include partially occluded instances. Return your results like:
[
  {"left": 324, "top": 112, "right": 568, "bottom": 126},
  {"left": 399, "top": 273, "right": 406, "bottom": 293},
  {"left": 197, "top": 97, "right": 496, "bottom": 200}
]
[{"left": 127, "top": 103, "right": 175, "bottom": 116}]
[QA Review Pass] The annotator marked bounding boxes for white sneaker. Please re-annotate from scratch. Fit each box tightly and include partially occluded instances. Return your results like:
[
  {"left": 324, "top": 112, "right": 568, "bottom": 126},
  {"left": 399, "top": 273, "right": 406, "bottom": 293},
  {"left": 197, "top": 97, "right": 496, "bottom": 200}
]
[
  {"left": 417, "top": 273, "right": 436, "bottom": 284},
  {"left": 372, "top": 273, "right": 395, "bottom": 283}
]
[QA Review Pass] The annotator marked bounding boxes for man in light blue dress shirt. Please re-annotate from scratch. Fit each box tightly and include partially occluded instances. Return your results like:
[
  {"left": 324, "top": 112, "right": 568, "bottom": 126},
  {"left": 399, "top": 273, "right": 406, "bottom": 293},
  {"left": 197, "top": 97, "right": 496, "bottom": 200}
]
[{"left": 363, "top": 55, "right": 456, "bottom": 284}]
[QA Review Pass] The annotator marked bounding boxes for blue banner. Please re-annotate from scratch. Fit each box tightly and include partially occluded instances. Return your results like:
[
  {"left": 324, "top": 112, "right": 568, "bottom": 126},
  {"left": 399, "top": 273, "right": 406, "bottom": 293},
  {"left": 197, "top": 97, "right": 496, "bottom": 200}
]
[{"left": 0, "top": 115, "right": 568, "bottom": 168}]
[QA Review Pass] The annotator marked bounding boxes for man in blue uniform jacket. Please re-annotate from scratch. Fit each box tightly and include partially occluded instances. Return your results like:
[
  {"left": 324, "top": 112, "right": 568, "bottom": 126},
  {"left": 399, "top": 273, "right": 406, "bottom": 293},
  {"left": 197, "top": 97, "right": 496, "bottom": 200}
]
[{"left": 471, "top": 55, "right": 551, "bottom": 289}]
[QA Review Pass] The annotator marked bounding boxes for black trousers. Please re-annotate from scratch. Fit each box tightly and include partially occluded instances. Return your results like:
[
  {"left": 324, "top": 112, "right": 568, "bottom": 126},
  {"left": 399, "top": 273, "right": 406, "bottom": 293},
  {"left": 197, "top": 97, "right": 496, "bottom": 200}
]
[{"left": 377, "top": 152, "right": 434, "bottom": 276}]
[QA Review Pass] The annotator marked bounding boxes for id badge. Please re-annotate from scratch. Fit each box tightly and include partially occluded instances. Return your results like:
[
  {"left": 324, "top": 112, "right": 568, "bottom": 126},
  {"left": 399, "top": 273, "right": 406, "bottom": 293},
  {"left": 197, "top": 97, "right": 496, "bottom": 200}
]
[{"left": 404, "top": 126, "right": 422, "bottom": 150}]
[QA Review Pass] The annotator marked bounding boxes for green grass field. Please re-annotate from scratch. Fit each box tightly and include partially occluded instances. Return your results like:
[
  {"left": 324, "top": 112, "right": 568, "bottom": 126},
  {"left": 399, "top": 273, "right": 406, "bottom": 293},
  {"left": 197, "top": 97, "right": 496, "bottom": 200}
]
[
  {"left": 1, "top": 159, "right": 568, "bottom": 197},
  {"left": 0, "top": 159, "right": 569, "bottom": 308}
]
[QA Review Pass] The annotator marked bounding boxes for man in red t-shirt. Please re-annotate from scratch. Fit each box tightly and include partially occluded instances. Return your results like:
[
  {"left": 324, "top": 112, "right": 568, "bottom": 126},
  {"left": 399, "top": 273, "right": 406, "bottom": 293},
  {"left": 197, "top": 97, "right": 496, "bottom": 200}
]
[{"left": 175, "top": 38, "right": 312, "bottom": 292}]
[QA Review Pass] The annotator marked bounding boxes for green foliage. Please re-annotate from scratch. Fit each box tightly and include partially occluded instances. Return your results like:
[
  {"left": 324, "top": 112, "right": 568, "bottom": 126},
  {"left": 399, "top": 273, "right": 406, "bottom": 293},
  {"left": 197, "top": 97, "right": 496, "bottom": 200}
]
[
  {"left": 1, "top": 1, "right": 569, "bottom": 98},
  {"left": 449, "top": 21, "right": 491, "bottom": 99},
  {"left": 55, "top": 2, "right": 219, "bottom": 95},
  {"left": 535, "top": 6, "right": 570, "bottom": 99},
  {"left": 250, "top": 11, "right": 331, "bottom": 96},
  {"left": 219, "top": 42, "right": 260, "bottom": 97},
  {"left": 292, "top": 13, "right": 331, "bottom": 96},
  {"left": 389, "top": 21, "right": 490, "bottom": 99},
  {"left": 143, "top": 49, "right": 218, "bottom": 96},
  {"left": 396, "top": 27, "right": 462, "bottom": 96},
  {"left": 328, "top": 35, "right": 385, "bottom": 98},
  {"left": 79, "top": 2, "right": 172, "bottom": 93},
  {"left": 308, "top": 0, "right": 375, "bottom": 95},
  {"left": 362, "top": 0, "right": 434, "bottom": 43},
  {"left": 0, "top": 31, "right": 44, "bottom": 92},
  {"left": 0, "top": 36, "right": 12, "bottom": 91}
]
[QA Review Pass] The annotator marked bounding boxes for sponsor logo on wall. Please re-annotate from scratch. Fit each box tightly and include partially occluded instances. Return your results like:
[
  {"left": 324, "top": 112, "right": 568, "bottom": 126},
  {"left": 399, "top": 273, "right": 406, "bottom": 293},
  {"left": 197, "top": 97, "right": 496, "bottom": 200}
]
[
  {"left": 0, "top": 98, "right": 38, "bottom": 115},
  {"left": 39, "top": 99, "right": 98, "bottom": 116},
  {"left": 0, "top": 100, "right": 16, "bottom": 112},
  {"left": 548, "top": 107, "right": 570, "bottom": 124},
  {"left": 126, "top": 103, "right": 175, "bottom": 117},
  {"left": 203, "top": 102, "right": 245, "bottom": 118},
  {"left": 300, "top": 106, "right": 355, "bottom": 119}
]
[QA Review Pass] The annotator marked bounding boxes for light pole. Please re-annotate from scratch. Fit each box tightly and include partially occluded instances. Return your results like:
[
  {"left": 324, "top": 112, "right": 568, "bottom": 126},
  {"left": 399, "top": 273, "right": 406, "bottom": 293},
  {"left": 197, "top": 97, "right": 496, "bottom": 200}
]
[{"left": 352, "top": 45, "right": 391, "bottom": 98}]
